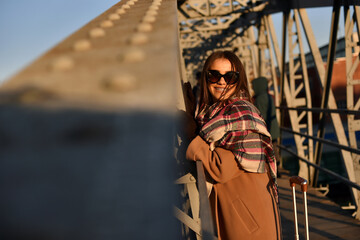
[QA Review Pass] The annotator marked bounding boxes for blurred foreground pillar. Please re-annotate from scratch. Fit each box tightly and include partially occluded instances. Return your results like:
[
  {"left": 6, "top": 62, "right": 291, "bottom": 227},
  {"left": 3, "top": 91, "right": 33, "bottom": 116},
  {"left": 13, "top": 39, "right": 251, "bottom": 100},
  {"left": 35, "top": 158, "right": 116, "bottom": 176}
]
[{"left": 0, "top": 0, "right": 180, "bottom": 239}]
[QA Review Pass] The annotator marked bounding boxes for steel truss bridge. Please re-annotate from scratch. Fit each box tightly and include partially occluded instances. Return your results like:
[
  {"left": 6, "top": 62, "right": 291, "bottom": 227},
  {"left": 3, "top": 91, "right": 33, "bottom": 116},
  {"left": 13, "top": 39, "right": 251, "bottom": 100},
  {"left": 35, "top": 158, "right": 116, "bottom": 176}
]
[{"left": 0, "top": 0, "right": 359, "bottom": 239}]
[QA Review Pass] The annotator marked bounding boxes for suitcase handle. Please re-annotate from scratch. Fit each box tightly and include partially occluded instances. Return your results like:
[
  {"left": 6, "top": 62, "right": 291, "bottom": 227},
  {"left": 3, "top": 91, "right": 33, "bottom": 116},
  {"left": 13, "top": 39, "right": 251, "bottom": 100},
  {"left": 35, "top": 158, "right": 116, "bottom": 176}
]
[
  {"left": 289, "top": 176, "right": 308, "bottom": 192},
  {"left": 289, "top": 176, "right": 310, "bottom": 240}
]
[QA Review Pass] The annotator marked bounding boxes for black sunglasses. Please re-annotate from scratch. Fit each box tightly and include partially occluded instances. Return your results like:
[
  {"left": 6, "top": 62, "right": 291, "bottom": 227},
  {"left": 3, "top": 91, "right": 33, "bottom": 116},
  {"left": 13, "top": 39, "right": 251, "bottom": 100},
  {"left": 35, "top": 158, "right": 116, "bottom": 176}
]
[{"left": 206, "top": 70, "right": 239, "bottom": 84}]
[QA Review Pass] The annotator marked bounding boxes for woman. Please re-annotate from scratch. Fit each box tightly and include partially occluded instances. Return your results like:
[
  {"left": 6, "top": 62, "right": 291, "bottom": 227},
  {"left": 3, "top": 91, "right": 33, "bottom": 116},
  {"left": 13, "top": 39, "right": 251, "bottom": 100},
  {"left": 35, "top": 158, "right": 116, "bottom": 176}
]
[{"left": 186, "top": 51, "right": 281, "bottom": 240}]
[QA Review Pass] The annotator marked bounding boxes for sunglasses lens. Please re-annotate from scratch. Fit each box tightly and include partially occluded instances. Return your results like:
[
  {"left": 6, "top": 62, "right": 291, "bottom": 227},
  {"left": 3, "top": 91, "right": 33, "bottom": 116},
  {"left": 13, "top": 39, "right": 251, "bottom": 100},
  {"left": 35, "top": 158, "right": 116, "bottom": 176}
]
[
  {"left": 224, "top": 72, "right": 239, "bottom": 84},
  {"left": 207, "top": 70, "right": 221, "bottom": 83}
]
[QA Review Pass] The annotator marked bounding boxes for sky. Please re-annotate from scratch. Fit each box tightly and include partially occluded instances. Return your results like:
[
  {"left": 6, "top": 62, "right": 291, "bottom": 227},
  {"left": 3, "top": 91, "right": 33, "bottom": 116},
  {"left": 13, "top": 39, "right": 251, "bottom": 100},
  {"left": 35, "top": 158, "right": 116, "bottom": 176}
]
[
  {"left": 0, "top": 2, "right": 342, "bottom": 85},
  {"left": 0, "top": 0, "right": 120, "bottom": 84}
]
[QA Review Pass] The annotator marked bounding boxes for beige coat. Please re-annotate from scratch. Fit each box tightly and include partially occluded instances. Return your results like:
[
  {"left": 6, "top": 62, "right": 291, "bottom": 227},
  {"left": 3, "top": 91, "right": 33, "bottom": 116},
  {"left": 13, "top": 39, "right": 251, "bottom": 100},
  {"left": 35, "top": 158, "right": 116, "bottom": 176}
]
[{"left": 186, "top": 136, "right": 282, "bottom": 240}]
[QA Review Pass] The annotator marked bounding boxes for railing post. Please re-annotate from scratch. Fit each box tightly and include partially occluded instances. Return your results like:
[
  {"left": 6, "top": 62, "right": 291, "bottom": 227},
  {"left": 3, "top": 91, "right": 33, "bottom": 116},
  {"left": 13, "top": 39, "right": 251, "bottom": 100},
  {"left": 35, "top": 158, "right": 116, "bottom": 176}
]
[{"left": 196, "top": 161, "right": 216, "bottom": 240}]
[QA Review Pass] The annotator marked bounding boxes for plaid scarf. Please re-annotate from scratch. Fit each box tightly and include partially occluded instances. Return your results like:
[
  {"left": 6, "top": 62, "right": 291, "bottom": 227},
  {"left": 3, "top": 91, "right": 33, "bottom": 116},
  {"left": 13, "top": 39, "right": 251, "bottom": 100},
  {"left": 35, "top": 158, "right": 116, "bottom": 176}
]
[{"left": 197, "top": 97, "right": 278, "bottom": 201}]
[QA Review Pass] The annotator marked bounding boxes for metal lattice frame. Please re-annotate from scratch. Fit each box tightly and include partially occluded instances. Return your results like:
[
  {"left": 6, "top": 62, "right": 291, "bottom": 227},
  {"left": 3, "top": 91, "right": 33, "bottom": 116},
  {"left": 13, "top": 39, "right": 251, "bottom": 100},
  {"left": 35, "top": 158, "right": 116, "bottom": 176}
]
[
  {"left": 285, "top": 10, "right": 314, "bottom": 180},
  {"left": 344, "top": 5, "right": 360, "bottom": 218},
  {"left": 177, "top": 0, "right": 269, "bottom": 85},
  {"left": 260, "top": 15, "right": 280, "bottom": 119}
]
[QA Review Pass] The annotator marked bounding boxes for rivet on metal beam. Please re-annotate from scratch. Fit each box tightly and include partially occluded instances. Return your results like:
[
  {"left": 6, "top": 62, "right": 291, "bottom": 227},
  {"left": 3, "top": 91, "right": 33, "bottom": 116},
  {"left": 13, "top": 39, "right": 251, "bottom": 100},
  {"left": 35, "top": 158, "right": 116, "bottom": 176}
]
[
  {"left": 73, "top": 39, "right": 91, "bottom": 51},
  {"left": 143, "top": 15, "right": 156, "bottom": 23},
  {"left": 149, "top": 5, "right": 159, "bottom": 11},
  {"left": 153, "top": 0, "right": 162, "bottom": 6},
  {"left": 108, "top": 13, "right": 120, "bottom": 20},
  {"left": 137, "top": 23, "right": 153, "bottom": 32},
  {"left": 121, "top": 47, "right": 146, "bottom": 63},
  {"left": 129, "top": 33, "right": 149, "bottom": 45},
  {"left": 146, "top": 9, "right": 158, "bottom": 16},
  {"left": 122, "top": 4, "right": 131, "bottom": 9},
  {"left": 51, "top": 56, "right": 74, "bottom": 71},
  {"left": 100, "top": 20, "right": 114, "bottom": 28},
  {"left": 116, "top": 8, "right": 126, "bottom": 14},
  {"left": 89, "top": 28, "right": 105, "bottom": 38},
  {"left": 127, "top": 0, "right": 135, "bottom": 5},
  {"left": 102, "top": 73, "right": 138, "bottom": 92}
]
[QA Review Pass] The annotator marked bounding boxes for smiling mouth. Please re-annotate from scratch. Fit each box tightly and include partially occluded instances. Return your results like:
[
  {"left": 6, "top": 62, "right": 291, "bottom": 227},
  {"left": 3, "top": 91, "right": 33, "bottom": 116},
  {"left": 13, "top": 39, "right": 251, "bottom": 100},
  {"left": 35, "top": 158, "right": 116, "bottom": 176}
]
[{"left": 214, "top": 87, "right": 225, "bottom": 92}]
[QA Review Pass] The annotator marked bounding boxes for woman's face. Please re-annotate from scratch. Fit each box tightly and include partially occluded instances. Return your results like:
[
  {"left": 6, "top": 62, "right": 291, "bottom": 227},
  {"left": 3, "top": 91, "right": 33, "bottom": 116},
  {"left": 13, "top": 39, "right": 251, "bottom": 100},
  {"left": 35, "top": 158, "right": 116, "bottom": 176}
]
[{"left": 207, "top": 58, "right": 236, "bottom": 101}]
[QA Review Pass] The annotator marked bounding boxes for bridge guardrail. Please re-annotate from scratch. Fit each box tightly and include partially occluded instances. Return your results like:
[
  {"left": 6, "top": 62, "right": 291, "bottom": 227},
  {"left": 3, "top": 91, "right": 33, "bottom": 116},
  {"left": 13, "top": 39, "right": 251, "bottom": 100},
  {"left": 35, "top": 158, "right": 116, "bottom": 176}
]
[
  {"left": 278, "top": 144, "right": 360, "bottom": 192},
  {"left": 277, "top": 105, "right": 360, "bottom": 193}
]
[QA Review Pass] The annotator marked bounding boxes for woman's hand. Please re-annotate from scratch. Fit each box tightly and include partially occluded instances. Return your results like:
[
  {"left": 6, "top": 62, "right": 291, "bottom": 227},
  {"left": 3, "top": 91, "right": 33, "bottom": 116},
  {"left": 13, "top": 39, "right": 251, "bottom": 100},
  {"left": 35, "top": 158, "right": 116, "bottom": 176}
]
[
  {"left": 178, "top": 110, "right": 198, "bottom": 142},
  {"left": 182, "top": 81, "right": 196, "bottom": 117}
]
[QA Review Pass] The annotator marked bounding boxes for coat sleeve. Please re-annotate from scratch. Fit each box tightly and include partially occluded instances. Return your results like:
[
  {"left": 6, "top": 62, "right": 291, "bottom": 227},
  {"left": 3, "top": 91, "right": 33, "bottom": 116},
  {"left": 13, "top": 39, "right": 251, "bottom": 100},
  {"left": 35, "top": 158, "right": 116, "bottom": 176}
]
[{"left": 186, "top": 136, "right": 243, "bottom": 183}]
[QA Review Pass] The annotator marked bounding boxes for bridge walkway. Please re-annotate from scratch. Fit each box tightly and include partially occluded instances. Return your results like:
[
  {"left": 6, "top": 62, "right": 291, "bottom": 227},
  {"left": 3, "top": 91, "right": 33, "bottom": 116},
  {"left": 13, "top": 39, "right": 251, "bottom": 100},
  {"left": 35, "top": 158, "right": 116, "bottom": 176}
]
[{"left": 278, "top": 170, "right": 360, "bottom": 240}]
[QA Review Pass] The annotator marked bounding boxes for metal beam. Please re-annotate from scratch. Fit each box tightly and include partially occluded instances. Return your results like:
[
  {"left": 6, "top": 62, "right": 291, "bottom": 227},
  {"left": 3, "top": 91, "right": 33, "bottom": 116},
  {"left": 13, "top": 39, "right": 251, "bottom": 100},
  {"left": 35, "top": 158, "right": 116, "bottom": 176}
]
[
  {"left": 344, "top": 4, "right": 360, "bottom": 219},
  {"left": 0, "top": 0, "right": 181, "bottom": 238},
  {"left": 298, "top": 7, "right": 360, "bottom": 213},
  {"left": 313, "top": 0, "right": 341, "bottom": 188}
]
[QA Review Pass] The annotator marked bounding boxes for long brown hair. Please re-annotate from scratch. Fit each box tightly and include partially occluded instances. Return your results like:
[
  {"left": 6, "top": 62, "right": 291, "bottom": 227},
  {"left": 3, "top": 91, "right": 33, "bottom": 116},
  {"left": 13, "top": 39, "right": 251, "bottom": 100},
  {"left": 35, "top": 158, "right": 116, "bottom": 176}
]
[{"left": 198, "top": 51, "right": 250, "bottom": 107}]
